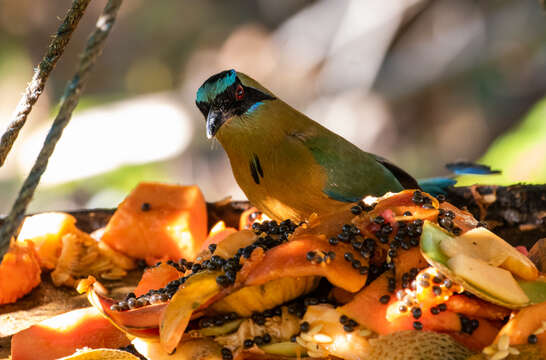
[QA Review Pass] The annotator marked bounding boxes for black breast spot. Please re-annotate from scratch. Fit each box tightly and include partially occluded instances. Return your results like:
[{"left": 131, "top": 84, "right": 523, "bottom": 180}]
[
  {"left": 250, "top": 161, "right": 260, "bottom": 184},
  {"left": 249, "top": 154, "right": 264, "bottom": 185}
]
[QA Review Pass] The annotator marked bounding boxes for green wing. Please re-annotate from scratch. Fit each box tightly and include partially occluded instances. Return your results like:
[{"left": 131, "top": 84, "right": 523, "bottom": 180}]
[{"left": 301, "top": 134, "right": 406, "bottom": 202}]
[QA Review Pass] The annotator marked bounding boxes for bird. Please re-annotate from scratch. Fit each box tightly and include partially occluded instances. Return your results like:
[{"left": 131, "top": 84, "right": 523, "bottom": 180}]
[{"left": 195, "top": 69, "right": 494, "bottom": 222}]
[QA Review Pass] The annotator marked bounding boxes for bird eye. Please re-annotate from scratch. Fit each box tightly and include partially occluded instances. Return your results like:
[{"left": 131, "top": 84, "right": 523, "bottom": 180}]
[{"left": 235, "top": 85, "right": 244, "bottom": 101}]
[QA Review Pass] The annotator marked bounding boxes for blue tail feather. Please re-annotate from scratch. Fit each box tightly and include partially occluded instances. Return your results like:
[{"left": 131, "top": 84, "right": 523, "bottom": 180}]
[
  {"left": 418, "top": 162, "right": 500, "bottom": 195},
  {"left": 445, "top": 162, "right": 501, "bottom": 175}
]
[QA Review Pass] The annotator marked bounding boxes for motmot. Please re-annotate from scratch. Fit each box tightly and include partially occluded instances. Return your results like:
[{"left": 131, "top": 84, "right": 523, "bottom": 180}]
[{"left": 196, "top": 69, "right": 495, "bottom": 222}]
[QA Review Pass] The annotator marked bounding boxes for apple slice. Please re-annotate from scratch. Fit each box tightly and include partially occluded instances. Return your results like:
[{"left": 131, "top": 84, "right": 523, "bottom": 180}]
[
  {"left": 439, "top": 228, "right": 508, "bottom": 266},
  {"left": 447, "top": 254, "right": 529, "bottom": 306},
  {"left": 441, "top": 227, "right": 538, "bottom": 280}
]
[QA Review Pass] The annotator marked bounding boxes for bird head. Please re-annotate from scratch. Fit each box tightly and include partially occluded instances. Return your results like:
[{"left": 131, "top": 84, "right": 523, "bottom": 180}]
[{"left": 196, "top": 69, "right": 276, "bottom": 139}]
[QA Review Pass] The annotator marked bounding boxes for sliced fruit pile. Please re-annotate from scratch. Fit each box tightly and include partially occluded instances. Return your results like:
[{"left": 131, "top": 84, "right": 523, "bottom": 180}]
[{"left": 7, "top": 187, "right": 546, "bottom": 360}]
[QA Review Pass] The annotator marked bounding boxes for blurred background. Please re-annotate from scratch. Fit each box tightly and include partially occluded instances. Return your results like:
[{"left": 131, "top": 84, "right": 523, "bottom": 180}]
[{"left": 0, "top": 0, "right": 545, "bottom": 213}]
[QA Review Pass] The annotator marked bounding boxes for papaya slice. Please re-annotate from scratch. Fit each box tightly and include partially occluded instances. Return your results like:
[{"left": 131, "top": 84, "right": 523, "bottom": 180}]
[
  {"left": 100, "top": 182, "right": 207, "bottom": 265},
  {"left": 201, "top": 221, "right": 237, "bottom": 251},
  {"left": 495, "top": 301, "right": 546, "bottom": 346},
  {"left": 11, "top": 307, "right": 130, "bottom": 360},
  {"left": 447, "top": 318, "right": 501, "bottom": 352},
  {"left": 445, "top": 294, "right": 511, "bottom": 321},
  {"left": 244, "top": 234, "right": 369, "bottom": 293},
  {"left": 134, "top": 263, "right": 184, "bottom": 297},
  {"left": 339, "top": 247, "right": 465, "bottom": 335},
  {"left": 16, "top": 212, "right": 77, "bottom": 269},
  {"left": 0, "top": 240, "right": 41, "bottom": 305}
]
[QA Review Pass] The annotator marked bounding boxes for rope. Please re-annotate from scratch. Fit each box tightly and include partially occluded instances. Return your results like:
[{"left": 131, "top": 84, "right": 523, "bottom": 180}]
[
  {"left": 0, "top": 0, "right": 92, "bottom": 167},
  {"left": 0, "top": 0, "right": 124, "bottom": 259}
]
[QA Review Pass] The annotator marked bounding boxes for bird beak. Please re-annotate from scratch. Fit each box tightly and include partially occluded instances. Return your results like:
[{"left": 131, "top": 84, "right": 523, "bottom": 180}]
[{"left": 206, "top": 110, "right": 224, "bottom": 139}]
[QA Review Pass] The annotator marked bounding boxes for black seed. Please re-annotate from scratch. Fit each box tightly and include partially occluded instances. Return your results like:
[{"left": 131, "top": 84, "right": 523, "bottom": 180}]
[
  {"left": 252, "top": 336, "right": 263, "bottom": 347},
  {"left": 398, "top": 305, "right": 407, "bottom": 313},
  {"left": 528, "top": 334, "right": 538, "bottom": 344},
  {"left": 411, "top": 307, "right": 422, "bottom": 319},
  {"left": 351, "top": 205, "right": 363, "bottom": 215},
  {"left": 344, "top": 252, "right": 354, "bottom": 262},
  {"left": 359, "top": 250, "right": 370, "bottom": 258},
  {"left": 274, "top": 307, "right": 282, "bottom": 316},
  {"left": 262, "top": 333, "right": 271, "bottom": 344},
  {"left": 432, "top": 286, "right": 442, "bottom": 296},
  {"left": 290, "top": 335, "right": 297, "bottom": 343},
  {"left": 337, "top": 233, "right": 350, "bottom": 243},
  {"left": 243, "top": 339, "right": 254, "bottom": 348},
  {"left": 388, "top": 249, "right": 397, "bottom": 258},
  {"left": 438, "top": 303, "right": 447, "bottom": 312},
  {"left": 141, "top": 202, "right": 151, "bottom": 211},
  {"left": 339, "top": 315, "right": 348, "bottom": 324},
  {"left": 352, "top": 240, "right": 363, "bottom": 250},
  {"left": 327, "top": 251, "right": 336, "bottom": 260},
  {"left": 403, "top": 211, "right": 412, "bottom": 216},
  {"left": 216, "top": 275, "right": 229, "bottom": 287},
  {"left": 225, "top": 270, "right": 236, "bottom": 282},
  {"left": 352, "top": 259, "right": 361, "bottom": 269},
  {"left": 436, "top": 194, "right": 446, "bottom": 202},
  {"left": 374, "top": 216, "right": 385, "bottom": 225},
  {"left": 430, "top": 307, "right": 440, "bottom": 315},
  {"left": 432, "top": 276, "right": 443, "bottom": 284},
  {"left": 221, "top": 347, "right": 233, "bottom": 360},
  {"left": 343, "top": 324, "right": 354, "bottom": 332},
  {"left": 306, "top": 251, "right": 316, "bottom": 262},
  {"left": 252, "top": 313, "right": 266, "bottom": 325},
  {"left": 439, "top": 217, "right": 453, "bottom": 229},
  {"left": 379, "top": 295, "right": 391, "bottom": 304},
  {"left": 300, "top": 321, "right": 310, "bottom": 332},
  {"left": 191, "top": 263, "right": 202, "bottom": 273},
  {"left": 420, "top": 280, "right": 430, "bottom": 288},
  {"left": 329, "top": 237, "right": 339, "bottom": 245},
  {"left": 409, "top": 238, "right": 419, "bottom": 247},
  {"left": 359, "top": 266, "right": 368, "bottom": 275},
  {"left": 452, "top": 227, "right": 462, "bottom": 236},
  {"left": 381, "top": 224, "right": 393, "bottom": 235},
  {"left": 413, "top": 321, "right": 423, "bottom": 330},
  {"left": 446, "top": 211, "right": 455, "bottom": 219},
  {"left": 208, "top": 244, "right": 217, "bottom": 254},
  {"left": 422, "top": 204, "right": 434, "bottom": 209},
  {"left": 364, "top": 238, "right": 376, "bottom": 250},
  {"left": 342, "top": 224, "right": 353, "bottom": 233},
  {"left": 378, "top": 236, "right": 389, "bottom": 244}
]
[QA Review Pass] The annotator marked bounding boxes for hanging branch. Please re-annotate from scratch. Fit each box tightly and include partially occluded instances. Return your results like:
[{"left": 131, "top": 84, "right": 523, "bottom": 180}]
[
  {"left": 0, "top": 0, "right": 124, "bottom": 259},
  {"left": 0, "top": 0, "right": 92, "bottom": 167}
]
